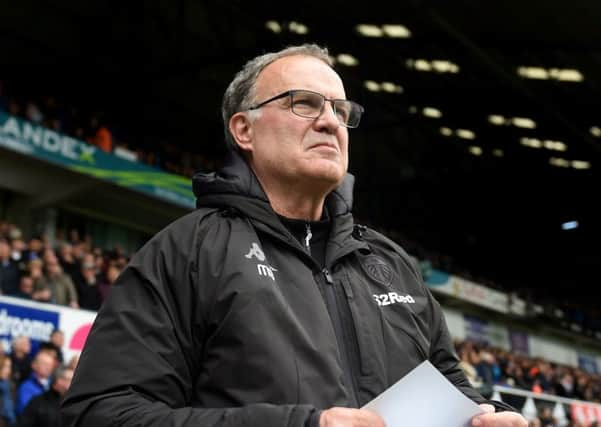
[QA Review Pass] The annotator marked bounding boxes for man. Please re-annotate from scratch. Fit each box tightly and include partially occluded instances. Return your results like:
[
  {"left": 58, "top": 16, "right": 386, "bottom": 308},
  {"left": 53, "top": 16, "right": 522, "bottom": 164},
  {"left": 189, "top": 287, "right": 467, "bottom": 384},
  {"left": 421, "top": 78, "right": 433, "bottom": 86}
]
[
  {"left": 72, "top": 253, "right": 102, "bottom": 311},
  {"left": 18, "top": 366, "right": 73, "bottom": 427},
  {"left": 10, "top": 276, "right": 34, "bottom": 301},
  {"left": 49, "top": 330, "right": 65, "bottom": 365},
  {"left": 0, "top": 238, "right": 20, "bottom": 295},
  {"left": 62, "top": 44, "right": 527, "bottom": 426},
  {"left": 15, "top": 351, "right": 55, "bottom": 415},
  {"left": 57, "top": 243, "right": 79, "bottom": 282},
  {"left": 36, "top": 259, "right": 79, "bottom": 308},
  {"left": 9, "top": 336, "right": 32, "bottom": 386}
]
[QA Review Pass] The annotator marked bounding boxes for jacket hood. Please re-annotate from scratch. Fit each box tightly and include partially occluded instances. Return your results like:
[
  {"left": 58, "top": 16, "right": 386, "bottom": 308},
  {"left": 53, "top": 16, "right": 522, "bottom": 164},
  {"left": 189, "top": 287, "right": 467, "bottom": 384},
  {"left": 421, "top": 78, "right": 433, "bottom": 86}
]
[{"left": 192, "top": 150, "right": 355, "bottom": 219}]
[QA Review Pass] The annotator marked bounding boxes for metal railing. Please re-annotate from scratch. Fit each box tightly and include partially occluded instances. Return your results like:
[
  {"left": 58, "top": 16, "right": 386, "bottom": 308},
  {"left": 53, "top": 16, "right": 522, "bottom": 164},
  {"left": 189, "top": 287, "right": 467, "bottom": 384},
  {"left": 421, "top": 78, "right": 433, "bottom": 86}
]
[{"left": 493, "top": 385, "right": 601, "bottom": 426}]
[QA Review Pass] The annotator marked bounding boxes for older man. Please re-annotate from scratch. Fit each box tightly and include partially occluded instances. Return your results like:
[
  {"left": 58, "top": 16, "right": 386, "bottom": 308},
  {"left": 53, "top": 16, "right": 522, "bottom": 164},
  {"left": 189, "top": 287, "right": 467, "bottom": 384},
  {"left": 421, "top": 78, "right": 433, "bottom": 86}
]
[
  {"left": 16, "top": 351, "right": 55, "bottom": 415},
  {"left": 62, "top": 44, "right": 526, "bottom": 427},
  {"left": 19, "top": 366, "right": 74, "bottom": 427}
]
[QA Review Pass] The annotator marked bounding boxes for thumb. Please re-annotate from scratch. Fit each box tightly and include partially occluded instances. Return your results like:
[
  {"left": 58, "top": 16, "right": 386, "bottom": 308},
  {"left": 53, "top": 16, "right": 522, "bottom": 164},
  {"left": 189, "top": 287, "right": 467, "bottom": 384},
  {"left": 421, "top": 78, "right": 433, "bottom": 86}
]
[
  {"left": 472, "top": 404, "right": 495, "bottom": 427},
  {"left": 479, "top": 404, "right": 495, "bottom": 414}
]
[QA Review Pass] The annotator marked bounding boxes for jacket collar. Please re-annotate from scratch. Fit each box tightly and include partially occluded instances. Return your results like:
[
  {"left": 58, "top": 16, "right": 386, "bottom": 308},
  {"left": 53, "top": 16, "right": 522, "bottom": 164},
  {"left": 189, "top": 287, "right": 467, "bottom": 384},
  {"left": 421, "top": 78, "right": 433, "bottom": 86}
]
[
  {"left": 192, "top": 150, "right": 355, "bottom": 218},
  {"left": 193, "top": 151, "right": 367, "bottom": 263}
]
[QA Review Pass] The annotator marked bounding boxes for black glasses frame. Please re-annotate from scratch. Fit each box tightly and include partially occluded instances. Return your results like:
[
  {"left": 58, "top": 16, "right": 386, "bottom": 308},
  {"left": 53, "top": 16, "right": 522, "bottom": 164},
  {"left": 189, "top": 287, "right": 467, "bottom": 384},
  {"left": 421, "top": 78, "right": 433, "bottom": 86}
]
[{"left": 248, "top": 89, "right": 364, "bottom": 128}]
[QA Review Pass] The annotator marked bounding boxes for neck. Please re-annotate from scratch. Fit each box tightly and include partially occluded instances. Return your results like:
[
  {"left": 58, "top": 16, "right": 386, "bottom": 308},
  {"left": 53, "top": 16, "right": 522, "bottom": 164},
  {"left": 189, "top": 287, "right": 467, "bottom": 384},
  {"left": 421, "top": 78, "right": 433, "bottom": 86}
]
[
  {"left": 268, "top": 187, "right": 327, "bottom": 221},
  {"left": 253, "top": 173, "right": 332, "bottom": 221}
]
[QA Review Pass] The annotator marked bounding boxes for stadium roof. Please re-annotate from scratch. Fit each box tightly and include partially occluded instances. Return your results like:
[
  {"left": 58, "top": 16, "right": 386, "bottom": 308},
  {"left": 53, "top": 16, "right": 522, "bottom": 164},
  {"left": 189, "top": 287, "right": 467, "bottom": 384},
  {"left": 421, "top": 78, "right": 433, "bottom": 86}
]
[{"left": 2, "top": 0, "right": 600, "bottom": 306}]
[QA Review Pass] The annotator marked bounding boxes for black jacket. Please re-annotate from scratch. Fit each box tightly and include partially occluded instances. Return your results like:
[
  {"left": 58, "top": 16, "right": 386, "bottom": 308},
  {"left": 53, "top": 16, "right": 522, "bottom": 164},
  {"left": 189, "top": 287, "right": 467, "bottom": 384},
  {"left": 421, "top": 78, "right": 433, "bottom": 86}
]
[
  {"left": 18, "top": 389, "right": 62, "bottom": 427},
  {"left": 62, "top": 152, "right": 510, "bottom": 426}
]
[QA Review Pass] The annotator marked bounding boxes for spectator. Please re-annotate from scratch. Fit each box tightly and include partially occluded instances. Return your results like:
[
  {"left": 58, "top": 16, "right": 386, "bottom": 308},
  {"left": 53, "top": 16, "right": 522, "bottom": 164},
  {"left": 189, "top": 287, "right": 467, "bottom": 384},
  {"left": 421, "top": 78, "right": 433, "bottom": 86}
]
[
  {"left": 457, "top": 343, "right": 483, "bottom": 390},
  {"left": 33, "top": 347, "right": 59, "bottom": 372},
  {"left": 27, "top": 261, "right": 50, "bottom": 303},
  {"left": 0, "top": 239, "right": 20, "bottom": 295},
  {"left": 15, "top": 351, "right": 54, "bottom": 415},
  {"left": 22, "top": 237, "right": 43, "bottom": 264},
  {"left": 504, "top": 360, "right": 530, "bottom": 390},
  {"left": 9, "top": 337, "right": 31, "bottom": 386},
  {"left": 7, "top": 230, "right": 25, "bottom": 265},
  {"left": 57, "top": 243, "right": 78, "bottom": 282},
  {"left": 24, "top": 102, "right": 43, "bottom": 124},
  {"left": 72, "top": 254, "right": 101, "bottom": 311},
  {"left": 530, "top": 362, "right": 554, "bottom": 394},
  {"left": 538, "top": 406, "right": 556, "bottom": 427},
  {"left": 49, "top": 331, "right": 64, "bottom": 365},
  {"left": 555, "top": 371, "right": 575, "bottom": 398},
  {"left": 574, "top": 372, "right": 591, "bottom": 401},
  {"left": 17, "top": 366, "right": 73, "bottom": 427},
  {"left": 98, "top": 262, "right": 120, "bottom": 301},
  {"left": 93, "top": 125, "right": 113, "bottom": 153},
  {"left": 37, "top": 261, "right": 78, "bottom": 308},
  {"left": 92, "top": 248, "right": 104, "bottom": 272},
  {"left": 70, "top": 243, "right": 86, "bottom": 264},
  {"left": 476, "top": 349, "right": 501, "bottom": 396},
  {"left": 10, "top": 276, "right": 34, "bottom": 301},
  {"left": 0, "top": 354, "right": 15, "bottom": 427}
]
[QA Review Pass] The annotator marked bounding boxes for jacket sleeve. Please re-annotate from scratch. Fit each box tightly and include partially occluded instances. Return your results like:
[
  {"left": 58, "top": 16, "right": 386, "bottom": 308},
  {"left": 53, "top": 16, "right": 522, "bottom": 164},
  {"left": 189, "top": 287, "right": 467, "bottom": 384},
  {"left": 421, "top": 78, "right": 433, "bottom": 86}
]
[
  {"left": 60, "top": 212, "right": 318, "bottom": 426},
  {"left": 16, "top": 382, "right": 37, "bottom": 415}
]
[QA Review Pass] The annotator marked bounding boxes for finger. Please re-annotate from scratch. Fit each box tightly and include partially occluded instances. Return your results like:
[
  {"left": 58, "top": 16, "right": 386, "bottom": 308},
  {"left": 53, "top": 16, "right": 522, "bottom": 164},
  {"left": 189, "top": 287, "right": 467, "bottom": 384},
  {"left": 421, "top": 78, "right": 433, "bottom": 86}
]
[
  {"left": 479, "top": 403, "right": 496, "bottom": 414},
  {"left": 361, "top": 409, "right": 386, "bottom": 427}
]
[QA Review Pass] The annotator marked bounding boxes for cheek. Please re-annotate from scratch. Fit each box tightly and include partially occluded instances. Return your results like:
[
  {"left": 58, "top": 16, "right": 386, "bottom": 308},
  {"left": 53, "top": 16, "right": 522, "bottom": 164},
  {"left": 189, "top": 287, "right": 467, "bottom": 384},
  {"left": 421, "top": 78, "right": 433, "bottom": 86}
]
[{"left": 339, "top": 135, "right": 350, "bottom": 165}]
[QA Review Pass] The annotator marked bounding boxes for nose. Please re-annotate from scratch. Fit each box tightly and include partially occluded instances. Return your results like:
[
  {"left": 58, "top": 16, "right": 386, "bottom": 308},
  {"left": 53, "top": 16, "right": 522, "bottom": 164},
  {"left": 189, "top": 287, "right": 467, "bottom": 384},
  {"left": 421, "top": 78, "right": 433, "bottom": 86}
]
[{"left": 313, "top": 101, "right": 340, "bottom": 133}]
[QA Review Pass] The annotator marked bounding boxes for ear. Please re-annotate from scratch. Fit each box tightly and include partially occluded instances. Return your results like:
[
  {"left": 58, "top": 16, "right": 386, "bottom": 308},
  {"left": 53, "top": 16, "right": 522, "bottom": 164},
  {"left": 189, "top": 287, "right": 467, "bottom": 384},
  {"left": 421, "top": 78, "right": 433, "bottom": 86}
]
[{"left": 229, "top": 112, "right": 254, "bottom": 153}]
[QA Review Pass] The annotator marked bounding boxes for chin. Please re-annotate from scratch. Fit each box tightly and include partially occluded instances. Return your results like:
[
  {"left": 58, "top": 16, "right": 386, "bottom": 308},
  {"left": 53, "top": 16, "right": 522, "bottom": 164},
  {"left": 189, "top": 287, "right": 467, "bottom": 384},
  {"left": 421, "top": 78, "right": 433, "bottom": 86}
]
[{"left": 305, "top": 167, "right": 345, "bottom": 188}]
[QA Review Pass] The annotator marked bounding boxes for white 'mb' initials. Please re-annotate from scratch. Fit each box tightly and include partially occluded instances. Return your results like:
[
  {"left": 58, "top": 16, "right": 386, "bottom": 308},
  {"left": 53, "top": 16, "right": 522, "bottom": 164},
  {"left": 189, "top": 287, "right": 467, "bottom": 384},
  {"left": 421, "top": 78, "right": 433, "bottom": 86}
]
[{"left": 257, "top": 264, "right": 277, "bottom": 281}]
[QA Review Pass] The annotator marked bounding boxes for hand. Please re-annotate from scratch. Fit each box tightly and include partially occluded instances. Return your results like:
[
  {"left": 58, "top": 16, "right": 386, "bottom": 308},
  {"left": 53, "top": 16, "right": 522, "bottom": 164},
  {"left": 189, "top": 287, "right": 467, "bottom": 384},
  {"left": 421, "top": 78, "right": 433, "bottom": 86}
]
[
  {"left": 320, "top": 407, "right": 385, "bottom": 427},
  {"left": 472, "top": 403, "right": 528, "bottom": 427}
]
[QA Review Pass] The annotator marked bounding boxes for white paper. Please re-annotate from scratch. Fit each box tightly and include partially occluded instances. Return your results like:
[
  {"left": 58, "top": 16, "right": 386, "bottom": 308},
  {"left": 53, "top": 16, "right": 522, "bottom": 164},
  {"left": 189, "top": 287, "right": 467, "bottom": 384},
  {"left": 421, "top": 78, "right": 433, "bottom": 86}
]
[{"left": 362, "top": 360, "right": 485, "bottom": 427}]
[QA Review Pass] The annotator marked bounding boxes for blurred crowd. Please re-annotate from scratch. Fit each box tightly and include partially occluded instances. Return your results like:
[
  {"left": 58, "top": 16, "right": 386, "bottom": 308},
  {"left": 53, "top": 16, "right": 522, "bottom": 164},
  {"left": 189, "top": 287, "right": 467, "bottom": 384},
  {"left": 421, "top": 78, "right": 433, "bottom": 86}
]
[
  {"left": 0, "top": 79, "right": 218, "bottom": 178},
  {"left": 0, "top": 221, "right": 127, "bottom": 311},
  {"left": 456, "top": 339, "right": 601, "bottom": 427},
  {"left": 0, "top": 331, "right": 76, "bottom": 426}
]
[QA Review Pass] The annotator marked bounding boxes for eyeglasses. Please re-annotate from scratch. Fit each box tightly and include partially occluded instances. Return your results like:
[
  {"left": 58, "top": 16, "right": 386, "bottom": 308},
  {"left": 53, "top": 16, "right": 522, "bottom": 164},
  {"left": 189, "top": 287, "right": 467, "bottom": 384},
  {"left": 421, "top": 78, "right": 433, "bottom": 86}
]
[{"left": 248, "top": 89, "right": 364, "bottom": 128}]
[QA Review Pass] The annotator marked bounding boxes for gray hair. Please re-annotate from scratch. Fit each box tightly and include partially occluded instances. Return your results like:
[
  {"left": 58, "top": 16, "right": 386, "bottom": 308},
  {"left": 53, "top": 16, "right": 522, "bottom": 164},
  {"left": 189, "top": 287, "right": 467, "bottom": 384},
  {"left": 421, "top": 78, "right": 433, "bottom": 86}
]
[
  {"left": 221, "top": 44, "right": 334, "bottom": 151},
  {"left": 51, "top": 365, "right": 73, "bottom": 385}
]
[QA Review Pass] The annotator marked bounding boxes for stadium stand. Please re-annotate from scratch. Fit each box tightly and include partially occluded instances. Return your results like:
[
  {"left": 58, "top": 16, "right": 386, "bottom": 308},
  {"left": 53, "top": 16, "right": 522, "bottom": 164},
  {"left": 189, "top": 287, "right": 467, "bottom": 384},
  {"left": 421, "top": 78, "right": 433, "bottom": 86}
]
[{"left": 2, "top": 2, "right": 601, "bottom": 425}]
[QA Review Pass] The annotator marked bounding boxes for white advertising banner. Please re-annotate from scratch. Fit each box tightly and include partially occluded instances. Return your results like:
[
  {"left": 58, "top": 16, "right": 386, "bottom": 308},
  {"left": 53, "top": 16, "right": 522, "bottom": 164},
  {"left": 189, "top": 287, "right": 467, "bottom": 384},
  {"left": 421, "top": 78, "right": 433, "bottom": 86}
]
[{"left": 0, "top": 295, "right": 96, "bottom": 364}]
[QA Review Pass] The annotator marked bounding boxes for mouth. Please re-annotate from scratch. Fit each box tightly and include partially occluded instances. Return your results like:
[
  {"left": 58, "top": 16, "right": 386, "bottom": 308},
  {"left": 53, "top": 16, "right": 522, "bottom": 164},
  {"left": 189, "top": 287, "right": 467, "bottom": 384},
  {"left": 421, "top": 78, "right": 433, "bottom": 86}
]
[{"left": 309, "top": 142, "right": 338, "bottom": 152}]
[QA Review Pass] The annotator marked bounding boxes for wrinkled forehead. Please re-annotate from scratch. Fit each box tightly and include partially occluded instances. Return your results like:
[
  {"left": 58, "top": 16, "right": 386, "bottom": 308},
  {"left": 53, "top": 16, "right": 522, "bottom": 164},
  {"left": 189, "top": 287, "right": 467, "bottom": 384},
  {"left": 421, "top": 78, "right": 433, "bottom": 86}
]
[{"left": 255, "top": 55, "right": 346, "bottom": 99}]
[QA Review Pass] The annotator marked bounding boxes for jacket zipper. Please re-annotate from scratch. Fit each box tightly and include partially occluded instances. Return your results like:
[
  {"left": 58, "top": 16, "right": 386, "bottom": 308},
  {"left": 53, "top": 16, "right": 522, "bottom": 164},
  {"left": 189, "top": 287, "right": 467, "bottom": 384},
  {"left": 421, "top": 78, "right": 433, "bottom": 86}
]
[
  {"left": 322, "top": 268, "right": 360, "bottom": 407},
  {"left": 251, "top": 220, "right": 367, "bottom": 405},
  {"left": 304, "top": 223, "right": 312, "bottom": 254}
]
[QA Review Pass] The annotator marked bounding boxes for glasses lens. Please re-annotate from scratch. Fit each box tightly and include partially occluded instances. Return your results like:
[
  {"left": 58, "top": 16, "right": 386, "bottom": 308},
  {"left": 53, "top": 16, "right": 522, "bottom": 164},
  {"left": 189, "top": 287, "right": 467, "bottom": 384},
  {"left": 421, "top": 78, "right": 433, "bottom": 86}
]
[
  {"left": 291, "top": 91, "right": 323, "bottom": 118},
  {"left": 338, "top": 101, "right": 363, "bottom": 128},
  {"left": 290, "top": 90, "right": 364, "bottom": 128},
  {"left": 334, "top": 101, "right": 352, "bottom": 126}
]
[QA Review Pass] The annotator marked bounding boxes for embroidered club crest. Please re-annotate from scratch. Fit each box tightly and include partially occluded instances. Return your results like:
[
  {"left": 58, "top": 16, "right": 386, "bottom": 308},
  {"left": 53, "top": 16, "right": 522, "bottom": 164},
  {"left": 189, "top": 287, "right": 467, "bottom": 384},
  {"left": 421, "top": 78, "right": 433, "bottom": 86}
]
[{"left": 360, "top": 255, "right": 394, "bottom": 287}]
